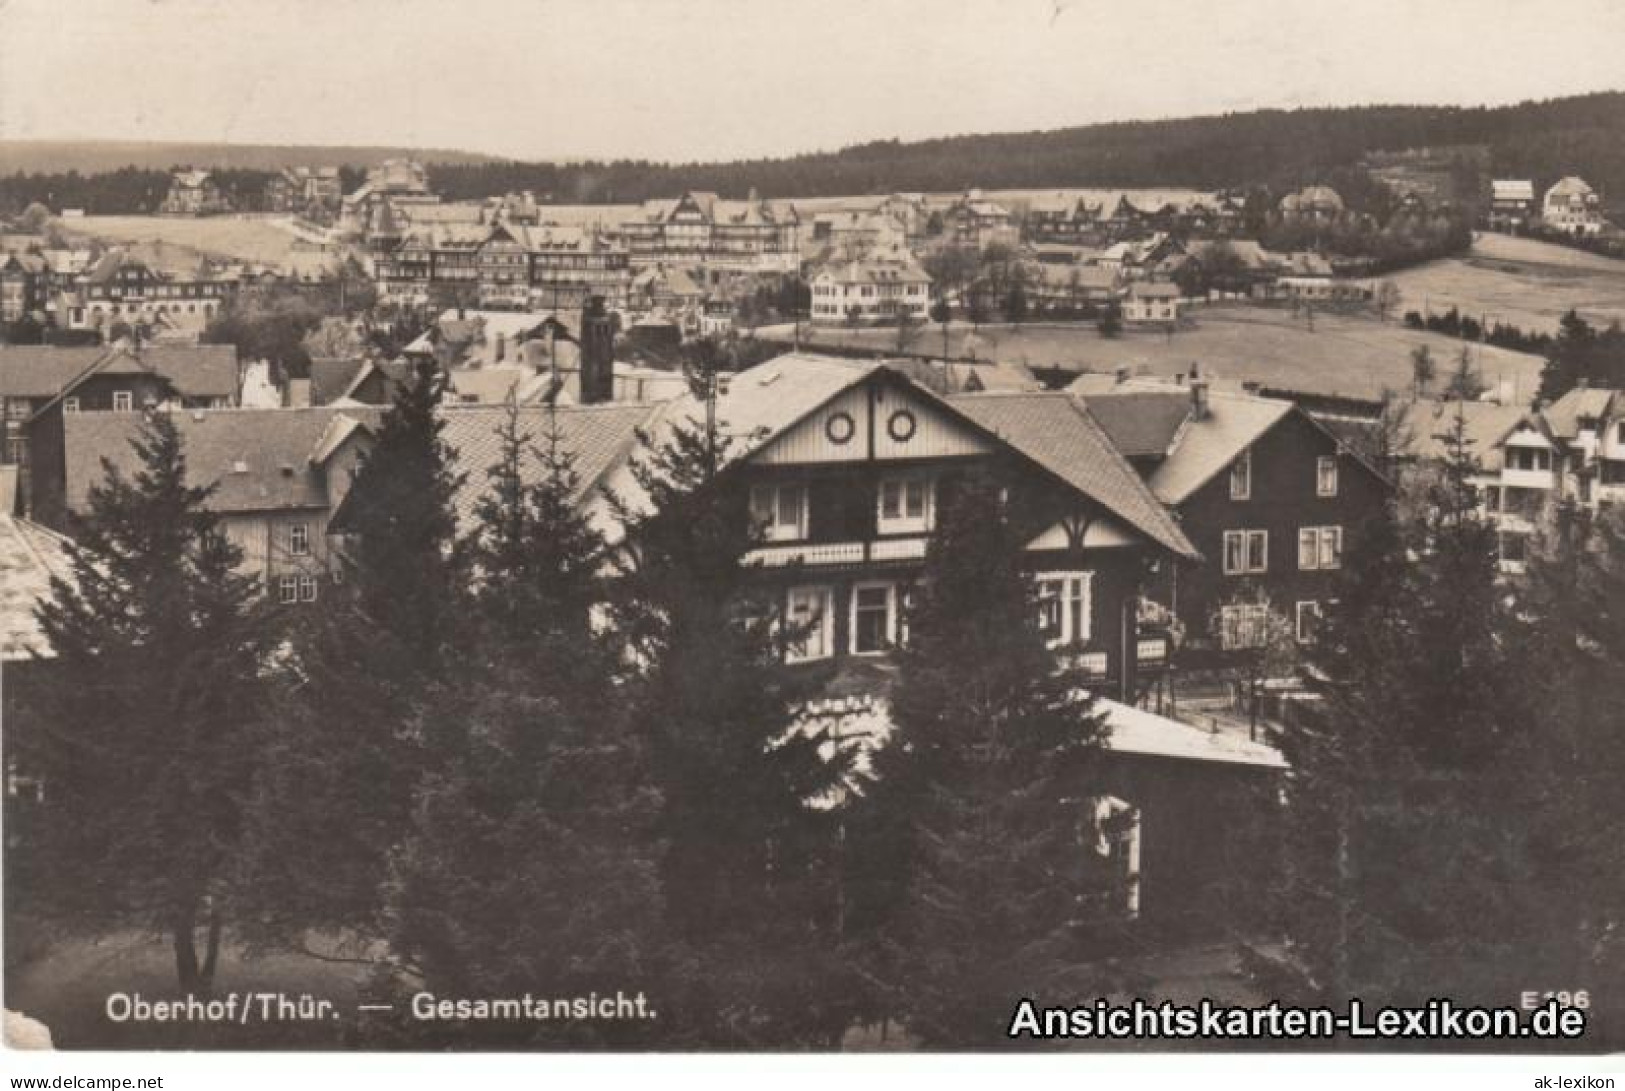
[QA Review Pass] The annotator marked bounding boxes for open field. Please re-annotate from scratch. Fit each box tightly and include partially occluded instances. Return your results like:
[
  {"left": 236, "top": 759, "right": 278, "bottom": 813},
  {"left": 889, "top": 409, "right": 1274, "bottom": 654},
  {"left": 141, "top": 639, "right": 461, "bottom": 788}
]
[
  {"left": 758, "top": 305, "right": 1546, "bottom": 405},
  {"left": 1388, "top": 231, "right": 1625, "bottom": 335},
  {"left": 58, "top": 214, "right": 341, "bottom": 277}
]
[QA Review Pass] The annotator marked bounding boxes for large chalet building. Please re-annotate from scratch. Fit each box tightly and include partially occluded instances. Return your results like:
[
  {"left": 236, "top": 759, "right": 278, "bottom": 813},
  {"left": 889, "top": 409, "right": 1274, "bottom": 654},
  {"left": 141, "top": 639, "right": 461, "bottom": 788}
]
[
  {"left": 158, "top": 170, "right": 229, "bottom": 216},
  {"left": 613, "top": 190, "right": 800, "bottom": 274},
  {"left": 265, "top": 167, "right": 344, "bottom": 218},
  {"left": 1079, "top": 372, "right": 1390, "bottom": 656},
  {"left": 809, "top": 254, "right": 932, "bottom": 324},
  {"left": 1542, "top": 176, "right": 1606, "bottom": 238},
  {"left": 56, "top": 245, "right": 238, "bottom": 333},
  {"left": 374, "top": 221, "right": 632, "bottom": 311}
]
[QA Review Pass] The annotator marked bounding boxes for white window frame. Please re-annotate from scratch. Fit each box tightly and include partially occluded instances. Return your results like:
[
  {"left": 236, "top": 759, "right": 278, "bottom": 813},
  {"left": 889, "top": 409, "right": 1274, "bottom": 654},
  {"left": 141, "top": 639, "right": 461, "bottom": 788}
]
[
  {"left": 750, "top": 481, "right": 808, "bottom": 543},
  {"left": 1299, "top": 526, "right": 1342, "bottom": 571},
  {"left": 288, "top": 522, "right": 311, "bottom": 557},
  {"left": 277, "top": 574, "right": 299, "bottom": 605},
  {"left": 1317, "top": 455, "right": 1339, "bottom": 497},
  {"left": 112, "top": 390, "right": 133, "bottom": 412},
  {"left": 297, "top": 574, "right": 318, "bottom": 603},
  {"left": 1229, "top": 449, "right": 1252, "bottom": 500},
  {"left": 63, "top": 396, "right": 80, "bottom": 414},
  {"left": 1036, "top": 571, "right": 1093, "bottom": 648},
  {"left": 876, "top": 476, "right": 933, "bottom": 536},
  {"left": 784, "top": 584, "right": 834, "bottom": 664},
  {"left": 1223, "top": 529, "right": 1268, "bottom": 575},
  {"left": 1295, "top": 600, "right": 1321, "bottom": 643},
  {"left": 1219, "top": 603, "right": 1270, "bottom": 650},
  {"left": 849, "top": 581, "right": 897, "bottom": 656}
]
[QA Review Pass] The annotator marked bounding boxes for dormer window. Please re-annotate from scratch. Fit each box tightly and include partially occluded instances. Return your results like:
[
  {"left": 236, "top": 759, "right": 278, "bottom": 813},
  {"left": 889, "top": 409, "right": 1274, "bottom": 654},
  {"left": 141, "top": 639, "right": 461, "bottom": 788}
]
[
  {"left": 877, "top": 476, "right": 933, "bottom": 535},
  {"left": 750, "top": 482, "right": 807, "bottom": 542},
  {"left": 1229, "top": 450, "right": 1252, "bottom": 500}
]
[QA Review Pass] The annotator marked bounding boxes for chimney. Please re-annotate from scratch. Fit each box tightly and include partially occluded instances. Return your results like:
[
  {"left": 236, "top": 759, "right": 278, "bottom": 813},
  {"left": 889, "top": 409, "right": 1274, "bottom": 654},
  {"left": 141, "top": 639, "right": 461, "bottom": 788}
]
[
  {"left": 1191, "top": 374, "right": 1211, "bottom": 420},
  {"left": 1114, "top": 365, "right": 1129, "bottom": 385},
  {"left": 287, "top": 377, "right": 312, "bottom": 408},
  {"left": 579, "top": 296, "right": 615, "bottom": 405}
]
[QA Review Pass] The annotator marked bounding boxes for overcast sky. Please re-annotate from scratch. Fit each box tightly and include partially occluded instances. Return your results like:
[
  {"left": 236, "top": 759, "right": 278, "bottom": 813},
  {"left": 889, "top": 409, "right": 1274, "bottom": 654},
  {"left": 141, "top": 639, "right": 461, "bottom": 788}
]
[{"left": 2, "top": 0, "right": 1622, "bottom": 162}]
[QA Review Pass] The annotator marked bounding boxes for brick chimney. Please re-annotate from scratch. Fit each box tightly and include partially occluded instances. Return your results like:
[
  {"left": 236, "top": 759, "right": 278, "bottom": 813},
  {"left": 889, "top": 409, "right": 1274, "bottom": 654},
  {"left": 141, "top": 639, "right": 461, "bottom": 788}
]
[
  {"left": 1189, "top": 362, "right": 1210, "bottom": 420},
  {"left": 579, "top": 295, "right": 615, "bottom": 405}
]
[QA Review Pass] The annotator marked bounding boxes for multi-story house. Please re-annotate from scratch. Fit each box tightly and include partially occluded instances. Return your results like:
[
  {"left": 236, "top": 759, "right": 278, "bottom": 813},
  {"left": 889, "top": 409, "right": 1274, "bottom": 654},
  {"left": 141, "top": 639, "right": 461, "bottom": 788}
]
[
  {"left": 1542, "top": 176, "right": 1605, "bottom": 238},
  {"left": 375, "top": 222, "right": 631, "bottom": 312},
  {"left": 1278, "top": 185, "right": 1345, "bottom": 221},
  {"left": 1400, "top": 398, "right": 1557, "bottom": 573},
  {"left": 1121, "top": 282, "right": 1181, "bottom": 324},
  {"left": 158, "top": 170, "right": 229, "bottom": 216},
  {"left": 809, "top": 255, "right": 932, "bottom": 324},
  {"left": 1023, "top": 195, "right": 1104, "bottom": 244},
  {"left": 1, "top": 343, "right": 239, "bottom": 519},
  {"left": 943, "top": 190, "right": 1016, "bottom": 249},
  {"left": 615, "top": 190, "right": 799, "bottom": 274},
  {"left": 57, "top": 246, "right": 238, "bottom": 332},
  {"left": 1550, "top": 385, "right": 1625, "bottom": 508},
  {"left": 1082, "top": 373, "right": 1390, "bottom": 657},
  {"left": 339, "top": 159, "right": 440, "bottom": 238},
  {"left": 265, "top": 167, "right": 344, "bottom": 218},
  {"left": 0, "top": 252, "right": 46, "bottom": 321},
  {"left": 807, "top": 210, "right": 908, "bottom": 259},
  {"left": 1488, "top": 180, "right": 1536, "bottom": 233},
  {"left": 408, "top": 355, "right": 1281, "bottom": 927},
  {"left": 52, "top": 407, "right": 378, "bottom": 600}
]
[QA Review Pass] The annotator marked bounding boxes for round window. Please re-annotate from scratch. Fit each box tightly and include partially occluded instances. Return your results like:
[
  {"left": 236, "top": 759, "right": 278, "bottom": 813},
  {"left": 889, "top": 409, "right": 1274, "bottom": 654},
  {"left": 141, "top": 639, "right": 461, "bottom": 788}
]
[
  {"left": 825, "top": 411, "right": 856, "bottom": 445},
  {"left": 887, "top": 409, "right": 918, "bottom": 443}
]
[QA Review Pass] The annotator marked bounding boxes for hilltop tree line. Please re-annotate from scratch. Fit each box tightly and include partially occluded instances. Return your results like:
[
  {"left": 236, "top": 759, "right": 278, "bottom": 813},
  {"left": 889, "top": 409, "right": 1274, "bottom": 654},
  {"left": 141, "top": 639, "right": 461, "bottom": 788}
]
[
  {"left": 5, "top": 93, "right": 1624, "bottom": 215},
  {"left": 0, "top": 166, "right": 363, "bottom": 217}
]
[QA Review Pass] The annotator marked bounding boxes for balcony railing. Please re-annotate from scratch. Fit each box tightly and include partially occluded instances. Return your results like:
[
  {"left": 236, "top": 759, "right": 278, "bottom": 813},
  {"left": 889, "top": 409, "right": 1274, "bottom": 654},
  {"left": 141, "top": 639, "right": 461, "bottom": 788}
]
[{"left": 742, "top": 537, "right": 929, "bottom": 568}]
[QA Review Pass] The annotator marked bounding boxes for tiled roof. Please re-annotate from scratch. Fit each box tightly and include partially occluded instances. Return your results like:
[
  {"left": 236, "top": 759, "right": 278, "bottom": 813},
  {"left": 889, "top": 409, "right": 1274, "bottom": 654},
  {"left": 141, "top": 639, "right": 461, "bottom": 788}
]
[
  {"left": 1080, "top": 390, "right": 1192, "bottom": 458},
  {"left": 440, "top": 403, "right": 660, "bottom": 536},
  {"left": 1399, "top": 399, "right": 1530, "bottom": 472},
  {"left": 0, "top": 347, "right": 106, "bottom": 398},
  {"left": 1543, "top": 386, "right": 1618, "bottom": 439},
  {"left": 309, "top": 356, "right": 368, "bottom": 406},
  {"left": 1492, "top": 180, "right": 1535, "bottom": 201},
  {"left": 0, "top": 514, "right": 74, "bottom": 660},
  {"left": 948, "top": 391, "right": 1197, "bottom": 559},
  {"left": 64, "top": 407, "right": 383, "bottom": 517},
  {"left": 1128, "top": 282, "right": 1181, "bottom": 299},
  {"left": 1141, "top": 389, "right": 1293, "bottom": 504}
]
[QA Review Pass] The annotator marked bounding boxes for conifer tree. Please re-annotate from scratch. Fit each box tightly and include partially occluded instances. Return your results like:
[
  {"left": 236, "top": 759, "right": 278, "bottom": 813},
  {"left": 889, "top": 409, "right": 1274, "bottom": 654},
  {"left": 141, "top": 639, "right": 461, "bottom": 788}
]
[
  {"left": 1280, "top": 406, "right": 1540, "bottom": 1007},
  {"left": 28, "top": 413, "right": 270, "bottom": 991},
  {"left": 236, "top": 357, "right": 466, "bottom": 948},
  {"left": 384, "top": 400, "right": 664, "bottom": 1046},
  {"left": 608, "top": 360, "right": 855, "bottom": 1046},
  {"left": 858, "top": 472, "right": 1112, "bottom": 1046}
]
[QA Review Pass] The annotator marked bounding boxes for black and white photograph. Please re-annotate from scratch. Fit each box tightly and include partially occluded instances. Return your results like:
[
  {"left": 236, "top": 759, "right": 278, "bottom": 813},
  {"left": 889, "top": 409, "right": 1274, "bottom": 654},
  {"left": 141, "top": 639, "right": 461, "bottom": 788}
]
[{"left": 1, "top": 0, "right": 1623, "bottom": 1083}]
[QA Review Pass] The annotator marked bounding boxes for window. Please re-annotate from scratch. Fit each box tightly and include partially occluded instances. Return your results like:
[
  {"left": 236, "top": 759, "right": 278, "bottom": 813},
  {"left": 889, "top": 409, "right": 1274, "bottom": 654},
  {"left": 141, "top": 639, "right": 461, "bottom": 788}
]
[
  {"left": 112, "top": 391, "right": 133, "bottom": 412},
  {"left": 62, "top": 396, "right": 80, "bottom": 414},
  {"left": 1219, "top": 603, "right": 1269, "bottom": 650},
  {"left": 288, "top": 522, "right": 310, "bottom": 557},
  {"left": 298, "top": 574, "right": 318, "bottom": 603},
  {"left": 1505, "top": 446, "right": 1553, "bottom": 473},
  {"left": 1229, "top": 450, "right": 1252, "bottom": 500},
  {"left": 850, "top": 582, "right": 897, "bottom": 655},
  {"left": 784, "top": 585, "right": 834, "bottom": 663},
  {"left": 1035, "top": 572, "right": 1093, "bottom": 648},
  {"left": 1295, "top": 601, "right": 1322, "bottom": 643},
  {"left": 1222, "top": 529, "right": 1268, "bottom": 575},
  {"left": 277, "top": 575, "right": 299, "bottom": 604},
  {"left": 1317, "top": 456, "right": 1339, "bottom": 497},
  {"left": 1298, "top": 526, "right": 1343, "bottom": 570},
  {"left": 750, "top": 482, "right": 807, "bottom": 542},
  {"left": 877, "top": 476, "right": 933, "bottom": 535}
]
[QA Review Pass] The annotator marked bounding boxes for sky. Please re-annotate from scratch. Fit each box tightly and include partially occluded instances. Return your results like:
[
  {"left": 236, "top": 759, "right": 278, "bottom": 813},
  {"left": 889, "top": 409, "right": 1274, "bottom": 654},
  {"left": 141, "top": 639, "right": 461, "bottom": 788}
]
[{"left": 2, "top": 0, "right": 1623, "bottom": 163}]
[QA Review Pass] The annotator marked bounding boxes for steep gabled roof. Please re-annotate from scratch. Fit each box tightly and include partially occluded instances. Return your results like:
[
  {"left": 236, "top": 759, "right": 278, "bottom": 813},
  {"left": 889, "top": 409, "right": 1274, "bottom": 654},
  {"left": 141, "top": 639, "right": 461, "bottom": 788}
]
[
  {"left": 440, "top": 402, "right": 661, "bottom": 536},
  {"left": 948, "top": 391, "right": 1197, "bottom": 559},
  {"left": 1543, "top": 386, "right": 1618, "bottom": 440},
  {"left": 1080, "top": 390, "right": 1192, "bottom": 459},
  {"left": 1399, "top": 399, "right": 1531, "bottom": 472},
  {"left": 64, "top": 407, "right": 384, "bottom": 517},
  {"left": 1090, "top": 387, "right": 1294, "bottom": 505}
]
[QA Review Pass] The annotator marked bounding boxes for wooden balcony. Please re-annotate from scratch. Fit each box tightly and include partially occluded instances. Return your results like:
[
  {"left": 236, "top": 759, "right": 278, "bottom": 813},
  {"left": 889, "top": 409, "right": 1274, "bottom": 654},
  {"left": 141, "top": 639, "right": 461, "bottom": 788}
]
[{"left": 742, "top": 537, "right": 929, "bottom": 568}]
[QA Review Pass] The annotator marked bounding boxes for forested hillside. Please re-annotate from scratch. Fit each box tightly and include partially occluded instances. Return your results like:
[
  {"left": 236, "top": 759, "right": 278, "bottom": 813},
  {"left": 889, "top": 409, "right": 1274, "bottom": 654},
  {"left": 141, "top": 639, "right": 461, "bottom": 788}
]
[{"left": 3, "top": 92, "right": 1622, "bottom": 214}]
